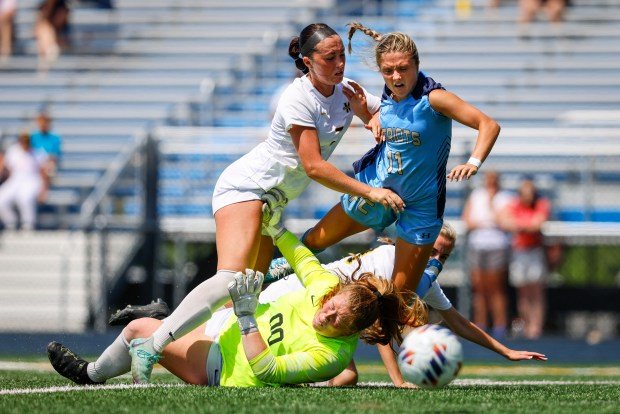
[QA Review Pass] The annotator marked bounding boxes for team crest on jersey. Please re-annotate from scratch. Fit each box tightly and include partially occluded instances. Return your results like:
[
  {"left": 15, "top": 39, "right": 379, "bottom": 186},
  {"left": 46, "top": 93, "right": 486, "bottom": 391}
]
[{"left": 343, "top": 102, "right": 351, "bottom": 113}]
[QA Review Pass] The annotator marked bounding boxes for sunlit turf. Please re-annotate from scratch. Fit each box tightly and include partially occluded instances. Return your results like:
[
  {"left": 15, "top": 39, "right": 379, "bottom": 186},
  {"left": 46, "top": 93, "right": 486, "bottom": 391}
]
[{"left": 1, "top": 361, "right": 619, "bottom": 414}]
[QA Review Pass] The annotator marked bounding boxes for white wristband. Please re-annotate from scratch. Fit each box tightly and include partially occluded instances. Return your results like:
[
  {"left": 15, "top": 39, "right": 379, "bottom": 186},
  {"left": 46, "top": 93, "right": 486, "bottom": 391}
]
[{"left": 467, "top": 157, "right": 482, "bottom": 168}]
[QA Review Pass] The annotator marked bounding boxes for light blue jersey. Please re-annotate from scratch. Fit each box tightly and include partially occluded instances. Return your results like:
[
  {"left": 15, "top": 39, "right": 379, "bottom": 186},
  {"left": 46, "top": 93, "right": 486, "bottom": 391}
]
[{"left": 342, "top": 72, "right": 450, "bottom": 245}]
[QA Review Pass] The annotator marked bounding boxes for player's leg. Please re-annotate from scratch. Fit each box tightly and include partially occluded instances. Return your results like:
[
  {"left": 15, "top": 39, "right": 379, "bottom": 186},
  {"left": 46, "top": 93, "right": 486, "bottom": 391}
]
[
  {"left": 48, "top": 317, "right": 159, "bottom": 385},
  {"left": 303, "top": 203, "right": 368, "bottom": 251},
  {"left": 130, "top": 200, "right": 263, "bottom": 383},
  {"left": 392, "top": 238, "right": 434, "bottom": 292},
  {"left": 391, "top": 208, "right": 441, "bottom": 292},
  {"left": 156, "top": 323, "right": 213, "bottom": 385}
]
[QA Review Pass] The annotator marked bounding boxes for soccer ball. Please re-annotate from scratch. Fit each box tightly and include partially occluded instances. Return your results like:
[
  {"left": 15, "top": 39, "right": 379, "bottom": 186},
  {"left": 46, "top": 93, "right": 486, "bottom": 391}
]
[{"left": 397, "top": 324, "right": 463, "bottom": 389}]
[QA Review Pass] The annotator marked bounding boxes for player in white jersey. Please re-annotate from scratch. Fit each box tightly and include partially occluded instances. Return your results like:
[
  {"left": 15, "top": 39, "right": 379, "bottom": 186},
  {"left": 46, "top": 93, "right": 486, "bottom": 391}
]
[
  {"left": 262, "top": 222, "right": 547, "bottom": 387},
  {"left": 126, "top": 23, "right": 406, "bottom": 384}
]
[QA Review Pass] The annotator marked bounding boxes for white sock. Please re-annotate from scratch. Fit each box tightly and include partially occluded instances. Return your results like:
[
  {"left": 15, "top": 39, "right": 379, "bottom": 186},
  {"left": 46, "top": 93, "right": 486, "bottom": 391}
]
[
  {"left": 152, "top": 270, "right": 237, "bottom": 353},
  {"left": 87, "top": 333, "right": 131, "bottom": 382}
]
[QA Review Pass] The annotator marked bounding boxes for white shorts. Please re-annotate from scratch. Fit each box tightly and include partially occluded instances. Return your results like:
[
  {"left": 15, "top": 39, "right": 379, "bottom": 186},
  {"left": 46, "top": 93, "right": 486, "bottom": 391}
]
[
  {"left": 211, "top": 165, "right": 263, "bottom": 215},
  {"left": 509, "top": 246, "right": 547, "bottom": 287}
]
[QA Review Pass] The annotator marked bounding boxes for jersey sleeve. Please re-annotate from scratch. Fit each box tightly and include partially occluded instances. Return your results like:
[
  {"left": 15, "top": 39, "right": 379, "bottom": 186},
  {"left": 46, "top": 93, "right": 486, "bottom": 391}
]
[
  {"left": 248, "top": 344, "right": 351, "bottom": 385},
  {"left": 275, "top": 230, "right": 338, "bottom": 287},
  {"left": 279, "top": 84, "right": 316, "bottom": 130},
  {"left": 423, "top": 282, "right": 452, "bottom": 310},
  {"left": 364, "top": 87, "right": 381, "bottom": 114}
]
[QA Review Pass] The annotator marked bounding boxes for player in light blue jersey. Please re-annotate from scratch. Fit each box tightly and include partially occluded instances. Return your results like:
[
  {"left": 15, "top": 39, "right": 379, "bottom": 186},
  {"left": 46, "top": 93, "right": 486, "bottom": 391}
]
[{"left": 301, "top": 22, "right": 501, "bottom": 300}]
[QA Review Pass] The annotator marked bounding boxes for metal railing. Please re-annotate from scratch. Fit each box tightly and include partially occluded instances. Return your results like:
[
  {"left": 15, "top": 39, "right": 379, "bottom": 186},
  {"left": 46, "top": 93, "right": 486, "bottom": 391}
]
[{"left": 59, "top": 130, "right": 150, "bottom": 332}]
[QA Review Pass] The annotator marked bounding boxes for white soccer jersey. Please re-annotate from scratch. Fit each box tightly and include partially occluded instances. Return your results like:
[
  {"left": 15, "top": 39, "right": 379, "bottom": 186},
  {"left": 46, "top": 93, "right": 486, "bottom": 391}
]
[
  {"left": 260, "top": 245, "right": 452, "bottom": 311},
  {"left": 214, "top": 75, "right": 380, "bottom": 210}
]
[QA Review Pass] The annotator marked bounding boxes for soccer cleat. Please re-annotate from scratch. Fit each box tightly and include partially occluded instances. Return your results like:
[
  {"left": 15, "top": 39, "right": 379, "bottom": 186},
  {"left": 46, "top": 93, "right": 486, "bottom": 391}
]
[
  {"left": 264, "top": 256, "right": 294, "bottom": 285},
  {"left": 47, "top": 341, "right": 103, "bottom": 385},
  {"left": 108, "top": 299, "right": 170, "bottom": 326},
  {"left": 129, "top": 337, "right": 162, "bottom": 384}
]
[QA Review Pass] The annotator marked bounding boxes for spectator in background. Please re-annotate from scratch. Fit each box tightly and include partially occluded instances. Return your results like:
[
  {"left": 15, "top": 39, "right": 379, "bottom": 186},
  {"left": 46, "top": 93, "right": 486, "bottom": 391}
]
[
  {"left": 0, "top": 132, "right": 48, "bottom": 230},
  {"left": 519, "top": 0, "right": 567, "bottom": 24},
  {"left": 30, "top": 111, "right": 62, "bottom": 191},
  {"left": 489, "top": 0, "right": 567, "bottom": 24},
  {"left": 499, "top": 176, "right": 551, "bottom": 339},
  {"left": 34, "top": 0, "right": 70, "bottom": 68},
  {"left": 462, "top": 171, "right": 512, "bottom": 339},
  {"left": 0, "top": 0, "right": 16, "bottom": 61}
]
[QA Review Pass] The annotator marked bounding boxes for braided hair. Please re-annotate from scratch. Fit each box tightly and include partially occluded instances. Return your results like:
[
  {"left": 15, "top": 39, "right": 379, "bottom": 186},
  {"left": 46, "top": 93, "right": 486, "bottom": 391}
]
[{"left": 347, "top": 21, "right": 420, "bottom": 67}]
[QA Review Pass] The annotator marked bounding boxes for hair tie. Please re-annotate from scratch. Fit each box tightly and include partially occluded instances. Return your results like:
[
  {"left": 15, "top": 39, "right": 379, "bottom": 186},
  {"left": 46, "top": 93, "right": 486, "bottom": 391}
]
[{"left": 373, "top": 290, "right": 383, "bottom": 300}]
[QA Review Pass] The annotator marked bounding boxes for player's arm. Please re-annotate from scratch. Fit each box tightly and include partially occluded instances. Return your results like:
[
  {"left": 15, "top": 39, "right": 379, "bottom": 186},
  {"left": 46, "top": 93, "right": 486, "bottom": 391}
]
[
  {"left": 377, "top": 342, "right": 418, "bottom": 388},
  {"left": 249, "top": 345, "right": 347, "bottom": 385},
  {"left": 437, "top": 307, "right": 547, "bottom": 361},
  {"left": 326, "top": 359, "right": 358, "bottom": 386},
  {"left": 274, "top": 229, "right": 337, "bottom": 287},
  {"left": 429, "top": 89, "right": 501, "bottom": 182},
  {"left": 290, "top": 125, "right": 404, "bottom": 213},
  {"left": 226, "top": 273, "right": 345, "bottom": 384}
]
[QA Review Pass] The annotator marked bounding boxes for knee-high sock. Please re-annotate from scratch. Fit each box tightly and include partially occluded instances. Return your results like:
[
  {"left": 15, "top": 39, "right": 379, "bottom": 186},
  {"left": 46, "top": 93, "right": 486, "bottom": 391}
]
[
  {"left": 87, "top": 332, "right": 131, "bottom": 382},
  {"left": 152, "top": 270, "right": 237, "bottom": 353}
]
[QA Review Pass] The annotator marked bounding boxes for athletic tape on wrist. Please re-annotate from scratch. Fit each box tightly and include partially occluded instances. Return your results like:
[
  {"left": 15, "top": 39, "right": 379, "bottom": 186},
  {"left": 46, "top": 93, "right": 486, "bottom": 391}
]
[{"left": 467, "top": 157, "right": 482, "bottom": 168}]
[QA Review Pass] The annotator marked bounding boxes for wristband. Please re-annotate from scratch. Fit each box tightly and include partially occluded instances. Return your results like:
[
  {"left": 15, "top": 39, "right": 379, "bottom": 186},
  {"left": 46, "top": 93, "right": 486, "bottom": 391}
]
[
  {"left": 237, "top": 315, "right": 259, "bottom": 335},
  {"left": 467, "top": 157, "right": 482, "bottom": 168}
]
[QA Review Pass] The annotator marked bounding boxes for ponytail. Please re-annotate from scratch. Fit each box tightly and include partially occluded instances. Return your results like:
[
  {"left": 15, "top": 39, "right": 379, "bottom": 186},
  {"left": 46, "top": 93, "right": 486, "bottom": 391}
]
[{"left": 323, "top": 259, "right": 428, "bottom": 350}]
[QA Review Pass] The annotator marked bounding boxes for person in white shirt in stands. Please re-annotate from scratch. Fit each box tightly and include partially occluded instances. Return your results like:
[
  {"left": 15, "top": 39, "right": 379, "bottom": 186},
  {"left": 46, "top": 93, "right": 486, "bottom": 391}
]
[
  {"left": 0, "top": 133, "right": 48, "bottom": 230},
  {"left": 462, "top": 171, "right": 513, "bottom": 339}
]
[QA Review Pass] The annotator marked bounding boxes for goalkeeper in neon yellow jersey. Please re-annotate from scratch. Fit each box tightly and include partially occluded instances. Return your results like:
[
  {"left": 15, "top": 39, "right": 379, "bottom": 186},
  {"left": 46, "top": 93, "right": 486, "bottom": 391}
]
[{"left": 47, "top": 194, "right": 426, "bottom": 387}]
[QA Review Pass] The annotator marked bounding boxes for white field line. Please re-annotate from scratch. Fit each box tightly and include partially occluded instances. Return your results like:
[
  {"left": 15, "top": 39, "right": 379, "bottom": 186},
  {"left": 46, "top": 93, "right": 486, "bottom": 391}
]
[
  {"left": 0, "top": 383, "right": 187, "bottom": 395},
  {"left": 3, "top": 362, "right": 620, "bottom": 395},
  {"left": 3, "top": 380, "right": 620, "bottom": 395}
]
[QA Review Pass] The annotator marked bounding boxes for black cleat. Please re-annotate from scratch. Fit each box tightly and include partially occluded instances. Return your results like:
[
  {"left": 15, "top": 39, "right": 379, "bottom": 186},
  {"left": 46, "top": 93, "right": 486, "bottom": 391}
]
[
  {"left": 108, "top": 299, "right": 170, "bottom": 326},
  {"left": 47, "top": 341, "right": 103, "bottom": 385}
]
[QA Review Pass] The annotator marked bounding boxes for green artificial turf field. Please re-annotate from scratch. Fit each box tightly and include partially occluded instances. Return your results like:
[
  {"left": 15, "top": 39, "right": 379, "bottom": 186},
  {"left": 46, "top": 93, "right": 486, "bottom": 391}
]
[{"left": 2, "top": 360, "right": 619, "bottom": 414}]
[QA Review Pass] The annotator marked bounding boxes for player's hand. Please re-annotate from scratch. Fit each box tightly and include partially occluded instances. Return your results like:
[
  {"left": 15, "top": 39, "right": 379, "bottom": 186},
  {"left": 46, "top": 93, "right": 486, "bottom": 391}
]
[
  {"left": 227, "top": 269, "right": 264, "bottom": 318},
  {"left": 343, "top": 81, "right": 371, "bottom": 122},
  {"left": 505, "top": 350, "right": 548, "bottom": 362},
  {"left": 447, "top": 163, "right": 479, "bottom": 182},
  {"left": 395, "top": 380, "right": 419, "bottom": 388},
  {"left": 261, "top": 189, "right": 287, "bottom": 240},
  {"left": 364, "top": 111, "right": 384, "bottom": 143},
  {"left": 367, "top": 187, "right": 406, "bottom": 213}
]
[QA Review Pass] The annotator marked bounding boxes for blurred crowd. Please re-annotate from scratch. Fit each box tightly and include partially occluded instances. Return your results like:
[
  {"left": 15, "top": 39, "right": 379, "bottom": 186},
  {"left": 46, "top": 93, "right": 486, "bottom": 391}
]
[{"left": 463, "top": 171, "right": 553, "bottom": 340}]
